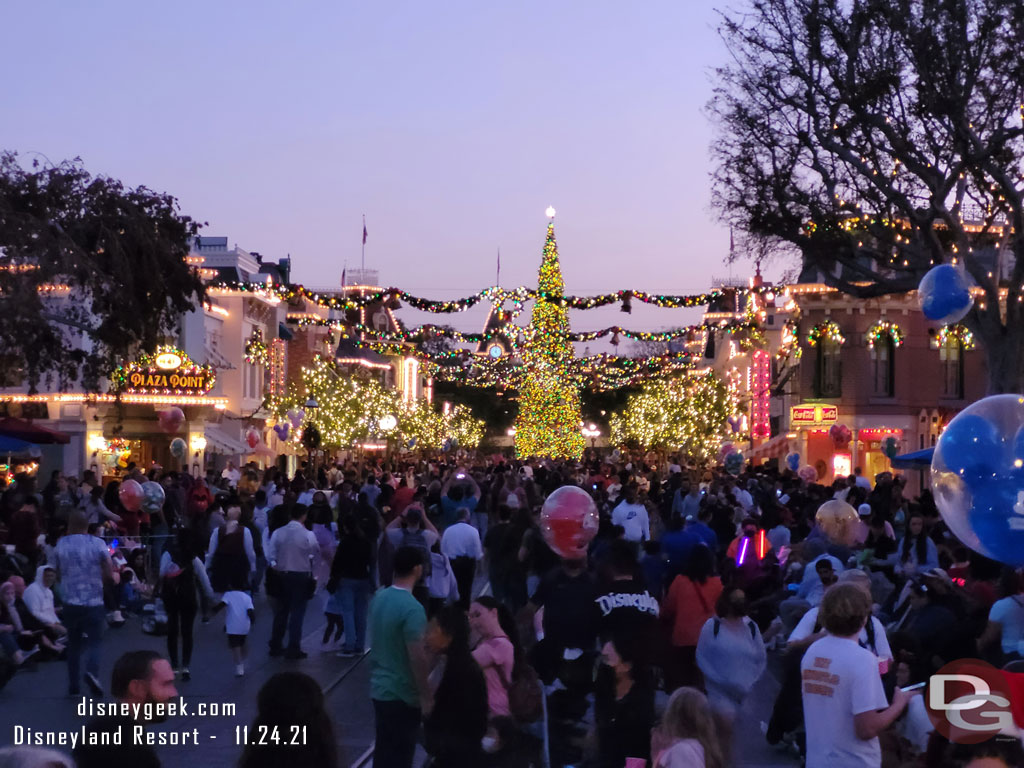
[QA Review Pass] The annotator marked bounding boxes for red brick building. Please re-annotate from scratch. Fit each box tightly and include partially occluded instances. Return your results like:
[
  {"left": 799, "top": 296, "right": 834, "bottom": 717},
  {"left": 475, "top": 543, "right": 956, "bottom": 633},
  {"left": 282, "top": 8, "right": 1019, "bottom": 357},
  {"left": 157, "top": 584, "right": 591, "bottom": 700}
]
[{"left": 769, "top": 284, "right": 987, "bottom": 490}]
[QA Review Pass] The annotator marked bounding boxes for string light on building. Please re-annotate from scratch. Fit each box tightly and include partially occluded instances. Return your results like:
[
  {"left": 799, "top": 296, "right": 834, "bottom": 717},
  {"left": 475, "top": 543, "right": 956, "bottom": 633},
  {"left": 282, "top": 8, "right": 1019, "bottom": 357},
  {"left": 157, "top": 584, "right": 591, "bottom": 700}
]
[{"left": 750, "top": 349, "right": 771, "bottom": 439}]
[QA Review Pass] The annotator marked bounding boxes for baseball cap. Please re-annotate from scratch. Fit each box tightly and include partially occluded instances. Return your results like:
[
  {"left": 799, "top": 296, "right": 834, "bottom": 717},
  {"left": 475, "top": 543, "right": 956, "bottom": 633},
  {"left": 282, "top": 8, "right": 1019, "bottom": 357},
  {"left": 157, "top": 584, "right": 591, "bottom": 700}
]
[{"left": 858, "top": 503, "right": 872, "bottom": 517}]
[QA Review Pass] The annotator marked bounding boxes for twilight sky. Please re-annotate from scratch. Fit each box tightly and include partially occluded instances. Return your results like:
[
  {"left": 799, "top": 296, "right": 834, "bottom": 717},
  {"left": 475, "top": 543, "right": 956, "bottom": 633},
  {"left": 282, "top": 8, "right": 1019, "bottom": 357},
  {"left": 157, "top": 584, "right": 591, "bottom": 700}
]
[{"left": 2, "top": 1, "right": 777, "bottom": 336}]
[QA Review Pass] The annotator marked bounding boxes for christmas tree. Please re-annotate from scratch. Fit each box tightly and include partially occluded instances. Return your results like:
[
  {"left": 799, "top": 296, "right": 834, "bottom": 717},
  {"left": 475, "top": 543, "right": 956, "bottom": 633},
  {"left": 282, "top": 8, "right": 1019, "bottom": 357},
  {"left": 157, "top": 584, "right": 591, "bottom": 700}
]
[{"left": 515, "top": 219, "right": 585, "bottom": 459}]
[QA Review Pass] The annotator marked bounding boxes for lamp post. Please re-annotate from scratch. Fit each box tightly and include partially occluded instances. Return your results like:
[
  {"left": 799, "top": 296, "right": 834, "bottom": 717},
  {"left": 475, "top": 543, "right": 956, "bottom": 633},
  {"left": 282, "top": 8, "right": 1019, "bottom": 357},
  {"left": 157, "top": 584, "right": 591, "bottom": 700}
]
[
  {"left": 582, "top": 423, "right": 601, "bottom": 449},
  {"left": 304, "top": 396, "right": 319, "bottom": 476}
]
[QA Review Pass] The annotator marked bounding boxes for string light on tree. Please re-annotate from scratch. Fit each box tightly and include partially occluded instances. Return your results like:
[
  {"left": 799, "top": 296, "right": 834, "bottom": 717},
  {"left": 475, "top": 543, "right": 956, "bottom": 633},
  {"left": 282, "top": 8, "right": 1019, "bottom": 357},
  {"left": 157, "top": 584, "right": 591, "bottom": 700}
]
[
  {"left": 608, "top": 373, "right": 737, "bottom": 463},
  {"left": 515, "top": 217, "right": 585, "bottom": 459}
]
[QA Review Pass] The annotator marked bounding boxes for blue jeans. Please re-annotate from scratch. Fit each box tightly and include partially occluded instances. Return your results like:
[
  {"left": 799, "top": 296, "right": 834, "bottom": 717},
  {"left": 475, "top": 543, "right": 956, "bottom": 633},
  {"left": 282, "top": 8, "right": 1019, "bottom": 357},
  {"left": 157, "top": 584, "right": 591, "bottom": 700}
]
[
  {"left": 270, "top": 571, "right": 310, "bottom": 652},
  {"left": 63, "top": 604, "right": 105, "bottom": 693},
  {"left": 373, "top": 698, "right": 420, "bottom": 768},
  {"left": 337, "top": 577, "right": 370, "bottom": 652}
]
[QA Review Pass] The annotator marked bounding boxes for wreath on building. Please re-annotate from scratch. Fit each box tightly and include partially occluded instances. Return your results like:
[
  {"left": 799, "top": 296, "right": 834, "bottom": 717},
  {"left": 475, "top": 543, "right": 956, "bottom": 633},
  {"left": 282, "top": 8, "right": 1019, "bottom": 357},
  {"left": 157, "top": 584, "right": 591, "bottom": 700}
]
[
  {"left": 865, "top": 321, "right": 905, "bottom": 349},
  {"left": 244, "top": 328, "right": 269, "bottom": 366},
  {"left": 806, "top": 320, "right": 846, "bottom": 347},
  {"left": 936, "top": 324, "right": 975, "bottom": 350}
]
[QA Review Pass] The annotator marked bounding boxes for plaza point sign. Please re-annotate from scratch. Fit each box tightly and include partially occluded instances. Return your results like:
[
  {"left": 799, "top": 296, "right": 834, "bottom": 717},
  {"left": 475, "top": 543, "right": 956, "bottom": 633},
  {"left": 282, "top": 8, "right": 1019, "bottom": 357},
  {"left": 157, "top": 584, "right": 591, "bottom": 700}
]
[{"left": 113, "top": 346, "right": 216, "bottom": 397}]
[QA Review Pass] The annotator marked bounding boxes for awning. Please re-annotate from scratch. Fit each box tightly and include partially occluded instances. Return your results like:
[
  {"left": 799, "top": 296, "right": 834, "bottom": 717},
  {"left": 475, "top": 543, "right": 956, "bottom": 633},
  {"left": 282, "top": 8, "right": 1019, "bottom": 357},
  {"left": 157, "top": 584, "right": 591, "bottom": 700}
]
[
  {"left": 891, "top": 447, "right": 934, "bottom": 469},
  {"left": 746, "top": 433, "right": 791, "bottom": 462},
  {"left": 204, "top": 345, "right": 235, "bottom": 370},
  {"left": 278, "top": 322, "right": 294, "bottom": 341},
  {"left": 0, "top": 436, "right": 34, "bottom": 454},
  {"left": 204, "top": 426, "right": 248, "bottom": 456},
  {"left": 0, "top": 417, "right": 70, "bottom": 444}
]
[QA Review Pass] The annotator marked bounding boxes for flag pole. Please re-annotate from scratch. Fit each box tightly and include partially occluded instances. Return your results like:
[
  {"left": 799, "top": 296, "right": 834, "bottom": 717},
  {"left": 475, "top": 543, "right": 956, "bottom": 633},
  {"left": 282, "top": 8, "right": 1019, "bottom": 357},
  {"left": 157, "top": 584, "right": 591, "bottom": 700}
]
[
  {"left": 361, "top": 214, "right": 366, "bottom": 274},
  {"left": 497, "top": 247, "right": 501, "bottom": 287}
]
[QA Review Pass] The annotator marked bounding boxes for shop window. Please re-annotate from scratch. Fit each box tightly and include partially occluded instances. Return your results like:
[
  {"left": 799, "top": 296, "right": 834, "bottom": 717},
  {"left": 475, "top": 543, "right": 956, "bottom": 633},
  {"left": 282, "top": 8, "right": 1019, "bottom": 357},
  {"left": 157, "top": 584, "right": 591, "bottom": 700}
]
[
  {"left": 940, "top": 338, "right": 964, "bottom": 399},
  {"left": 814, "top": 339, "right": 842, "bottom": 398},
  {"left": 872, "top": 337, "right": 895, "bottom": 396}
]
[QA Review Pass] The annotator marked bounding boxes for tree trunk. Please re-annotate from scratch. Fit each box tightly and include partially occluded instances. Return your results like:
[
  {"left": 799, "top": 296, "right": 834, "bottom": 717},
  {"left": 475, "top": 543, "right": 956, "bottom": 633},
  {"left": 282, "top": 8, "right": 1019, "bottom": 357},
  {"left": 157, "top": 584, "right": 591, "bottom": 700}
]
[{"left": 982, "top": 330, "right": 1024, "bottom": 395}]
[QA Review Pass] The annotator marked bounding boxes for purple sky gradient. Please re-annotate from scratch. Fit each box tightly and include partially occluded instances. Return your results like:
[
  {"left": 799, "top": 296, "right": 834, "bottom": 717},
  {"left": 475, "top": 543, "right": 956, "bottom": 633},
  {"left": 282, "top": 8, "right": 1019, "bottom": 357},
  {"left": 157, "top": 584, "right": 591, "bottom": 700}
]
[{"left": 3, "top": 2, "right": 779, "bottom": 336}]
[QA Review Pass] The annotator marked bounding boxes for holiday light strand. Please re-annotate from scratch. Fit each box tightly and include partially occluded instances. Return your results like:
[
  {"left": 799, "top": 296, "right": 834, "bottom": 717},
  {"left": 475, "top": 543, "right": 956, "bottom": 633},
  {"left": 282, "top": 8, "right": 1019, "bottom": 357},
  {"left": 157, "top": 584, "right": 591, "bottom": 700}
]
[
  {"left": 806, "top": 320, "right": 846, "bottom": 347},
  {"left": 865, "top": 321, "right": 905, "bottom": 349}
]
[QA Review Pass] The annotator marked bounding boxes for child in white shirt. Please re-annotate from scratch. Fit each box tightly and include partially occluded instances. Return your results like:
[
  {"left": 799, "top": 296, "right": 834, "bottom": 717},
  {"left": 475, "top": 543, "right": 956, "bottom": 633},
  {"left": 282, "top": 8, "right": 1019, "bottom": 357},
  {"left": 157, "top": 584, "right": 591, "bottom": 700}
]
[{"left": 214, "top": 582, "right": 255, "bottom": 676}]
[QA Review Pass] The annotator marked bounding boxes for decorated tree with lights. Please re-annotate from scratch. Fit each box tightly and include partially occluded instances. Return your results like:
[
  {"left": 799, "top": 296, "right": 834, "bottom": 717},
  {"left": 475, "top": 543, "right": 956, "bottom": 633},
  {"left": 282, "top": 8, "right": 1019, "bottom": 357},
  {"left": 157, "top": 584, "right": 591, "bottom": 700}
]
[
  {"left": 515, "top": 218, "right": 585, "bottom": 459},
  {"left": 610, "top": 373, "right": 736, "bottom": 464},
  {"left": 274, "top": 355, "right": 485, "bottom": 452}
]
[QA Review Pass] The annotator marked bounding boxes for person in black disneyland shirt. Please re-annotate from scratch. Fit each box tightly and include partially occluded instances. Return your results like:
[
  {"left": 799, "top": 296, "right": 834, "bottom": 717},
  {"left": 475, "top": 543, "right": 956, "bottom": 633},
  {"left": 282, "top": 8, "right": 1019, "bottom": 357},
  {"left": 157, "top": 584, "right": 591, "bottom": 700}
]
[
  {"left": 74, "top": 650, "right": 178, "bottom": 768},
  {"left": 595, "top": 540, "right": 660, "bottom": 665}
]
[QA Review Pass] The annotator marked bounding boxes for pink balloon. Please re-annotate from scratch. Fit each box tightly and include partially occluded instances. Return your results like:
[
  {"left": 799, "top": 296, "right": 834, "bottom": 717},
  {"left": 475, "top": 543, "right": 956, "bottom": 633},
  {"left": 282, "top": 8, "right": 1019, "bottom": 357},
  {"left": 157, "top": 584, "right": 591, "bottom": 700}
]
[
  {"left": 540, "top": 486, "right": 599, "bottom": 560},
  {"left": 118, "top": 479, "right": 144, "bottom": 512},
  {"left": 158, "top": 407, "right": 185, "bottom": 434},
  {"left": 798, "top": 465, "right": 819, "bottom": 484}
]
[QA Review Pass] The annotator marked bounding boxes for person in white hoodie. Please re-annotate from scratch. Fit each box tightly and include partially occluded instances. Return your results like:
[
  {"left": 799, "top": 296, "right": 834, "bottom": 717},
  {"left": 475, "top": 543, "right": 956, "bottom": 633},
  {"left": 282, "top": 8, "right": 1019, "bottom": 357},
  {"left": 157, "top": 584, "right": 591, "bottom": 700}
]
[{"left": 23, "top": 565, "right": 66, "bottom": 638}]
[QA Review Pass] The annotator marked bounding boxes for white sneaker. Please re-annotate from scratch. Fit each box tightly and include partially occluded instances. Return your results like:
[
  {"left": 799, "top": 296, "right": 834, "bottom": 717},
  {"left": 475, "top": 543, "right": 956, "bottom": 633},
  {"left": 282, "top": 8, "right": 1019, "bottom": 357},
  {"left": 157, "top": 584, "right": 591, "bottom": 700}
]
[{"left": 235, "top": 664, "right": 245, "bottom": 677}]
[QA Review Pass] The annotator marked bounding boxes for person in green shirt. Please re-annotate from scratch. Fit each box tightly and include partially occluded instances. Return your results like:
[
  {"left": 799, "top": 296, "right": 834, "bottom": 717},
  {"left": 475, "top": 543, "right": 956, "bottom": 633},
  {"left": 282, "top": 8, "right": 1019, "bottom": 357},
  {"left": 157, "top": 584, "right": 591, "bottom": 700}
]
[{"left": 368, "top": 545, "right": 433, "bottom": 768}]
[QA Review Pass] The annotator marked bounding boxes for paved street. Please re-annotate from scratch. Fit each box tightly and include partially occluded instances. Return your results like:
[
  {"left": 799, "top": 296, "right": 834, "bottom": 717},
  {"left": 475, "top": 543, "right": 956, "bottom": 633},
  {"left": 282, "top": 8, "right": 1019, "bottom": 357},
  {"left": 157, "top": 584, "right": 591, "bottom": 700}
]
[{"left": 0, "top": 589, "right": 799, "bottom": 767}]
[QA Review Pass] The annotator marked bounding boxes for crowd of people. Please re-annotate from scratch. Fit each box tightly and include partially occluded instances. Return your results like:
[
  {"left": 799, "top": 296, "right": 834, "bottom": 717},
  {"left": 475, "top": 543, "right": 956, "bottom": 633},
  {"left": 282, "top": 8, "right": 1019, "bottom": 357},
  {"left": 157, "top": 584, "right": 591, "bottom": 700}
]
[{"left": 1, "top": 450, "right": 1023, "bottom": 767}]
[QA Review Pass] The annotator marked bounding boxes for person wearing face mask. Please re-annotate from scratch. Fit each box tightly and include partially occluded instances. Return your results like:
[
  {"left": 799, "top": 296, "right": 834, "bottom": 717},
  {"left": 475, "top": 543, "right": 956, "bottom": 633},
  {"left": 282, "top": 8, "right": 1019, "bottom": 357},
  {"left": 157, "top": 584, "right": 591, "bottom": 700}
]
[
  {"left": 593, "top": 631, "right": 656, "bottom": 768},
  {"left": 73, "top": 650, "right": 178, "bottom": 768},
  {"left": 468, "top": 597, "right": 516, "bottom": 719},
  {"left": 423, "top": 605, "right": 489, "bottom": 767}
]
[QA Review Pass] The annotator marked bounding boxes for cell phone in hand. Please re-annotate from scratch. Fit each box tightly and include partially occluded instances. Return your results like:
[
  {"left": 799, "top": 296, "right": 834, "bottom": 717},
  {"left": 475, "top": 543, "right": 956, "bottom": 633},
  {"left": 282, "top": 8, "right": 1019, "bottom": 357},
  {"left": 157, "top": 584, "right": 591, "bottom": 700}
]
[{"left": 900, "top": 682, "right": 926, "bottom": 692}]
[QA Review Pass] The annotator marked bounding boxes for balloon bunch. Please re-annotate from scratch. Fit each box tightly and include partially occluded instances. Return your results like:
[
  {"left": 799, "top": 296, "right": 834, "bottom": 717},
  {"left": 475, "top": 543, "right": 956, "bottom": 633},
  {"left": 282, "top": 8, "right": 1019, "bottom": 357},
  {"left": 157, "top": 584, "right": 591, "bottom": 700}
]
[
  {"left": 882, "top": 435, "right": 900, "bottom": 459},
  {"left": 785, "top": 452, "right": 801, "bottom": 472},
  {"left": 815, "top": 500, "right": 859, "bottom": 547},
  {"left": 932, "top": 395, "right": 1024, "bottom": 565},
  {"left": 169, "top": 438, "right": 187, "bottom": 459},
  {"left": 918, "top": 264, "right": 973, "bottom": 325},
  {"left": 540, "top": 486, "right": 600, "bottom": 560},
  {"left": 158, "top": 408, "right": 185, "bottom": 435},
  {"left": 829, "top": 424, "right": 852, "bottom": 449},
  {"left": 724, "top": 451, "right": 745, "bottom": 476}
]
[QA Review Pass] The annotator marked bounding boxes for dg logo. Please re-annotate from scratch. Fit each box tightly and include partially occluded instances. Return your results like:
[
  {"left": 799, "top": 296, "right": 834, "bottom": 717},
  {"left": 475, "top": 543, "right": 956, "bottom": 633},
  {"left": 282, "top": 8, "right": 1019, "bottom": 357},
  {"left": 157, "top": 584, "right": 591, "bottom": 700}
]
[{"left": 925, "top": 659, "right": 1021, "bottom": 744}]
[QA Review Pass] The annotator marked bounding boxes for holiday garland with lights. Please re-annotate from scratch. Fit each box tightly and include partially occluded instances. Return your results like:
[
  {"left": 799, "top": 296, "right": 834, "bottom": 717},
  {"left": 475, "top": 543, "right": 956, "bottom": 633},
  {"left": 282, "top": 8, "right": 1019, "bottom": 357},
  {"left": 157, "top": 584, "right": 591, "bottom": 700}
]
[
  {"left": 212, "top": 279, "right": 778, "bottom": 314},
  {"left": 514, "top": 222, "right": 585, "bottom": 460},
  {"left": 806, "top": 320, "right": 846, "bottom": 347},
  {"left": 244, "top": 328, "right": 269, "bottom": 365},
  {"left": 865, "top": 321, "right": 905, "bottom": 349},
  {"left": 936, "top": 324, "right": 975, "bottom": 350},
  {"left": 609, "top": 373, "right": 737, "bottom": 463}
]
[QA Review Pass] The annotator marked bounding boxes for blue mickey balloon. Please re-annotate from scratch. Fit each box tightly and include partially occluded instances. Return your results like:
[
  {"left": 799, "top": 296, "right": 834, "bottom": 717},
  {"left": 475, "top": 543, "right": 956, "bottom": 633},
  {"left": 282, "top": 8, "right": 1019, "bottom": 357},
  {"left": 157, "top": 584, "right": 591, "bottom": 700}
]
[
  {"left": 725, "top": 451, "right": 745, "bottom": 476},
  {"left": 933, "top": 394, "right": 1024, "bottom": 565},
  {"left": 785, "top": 452, "right": 801, "bottom": 472},
  {"left": 918, "top": 264, "right": 973, "bottom": 324},
  {"left": 934, "top": 412, "right": 1003, "bottom": 484},
  {"left": 962, "top": 480, "right": 1024, "bottom": 565}
]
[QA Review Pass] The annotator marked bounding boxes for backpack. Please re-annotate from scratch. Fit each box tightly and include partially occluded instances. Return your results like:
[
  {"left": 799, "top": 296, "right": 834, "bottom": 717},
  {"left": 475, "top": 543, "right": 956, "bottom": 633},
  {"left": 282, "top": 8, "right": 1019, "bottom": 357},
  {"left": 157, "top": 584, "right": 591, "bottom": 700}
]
[
  {"left": 498, "top": 657, "right": 544, "bottom": 723},
  {"left": 400, "top": 528, "right": 433, "bottom": 578},
  {"left": 712, "top": 617, "right": 758, "bottom": 640}
]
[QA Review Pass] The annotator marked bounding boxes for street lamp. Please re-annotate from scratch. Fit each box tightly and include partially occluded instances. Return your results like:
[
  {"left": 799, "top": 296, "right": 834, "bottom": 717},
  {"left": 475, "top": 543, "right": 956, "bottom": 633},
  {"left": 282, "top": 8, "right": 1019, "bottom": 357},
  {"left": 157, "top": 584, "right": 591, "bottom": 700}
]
[
  {"left": 582, "top": 423, "right": 601, "bottom": 449},
  {"left": 304, "top": 396, "right": 319, "bottom": 410}
]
